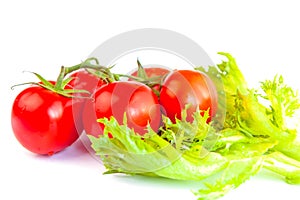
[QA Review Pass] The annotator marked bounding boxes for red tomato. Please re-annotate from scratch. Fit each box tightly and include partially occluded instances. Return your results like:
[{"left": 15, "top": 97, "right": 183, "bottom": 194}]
[
  {"left": 130, "top": 67, "right": 170, "bottom": 91},
  {"left": 68, "top": 70, "right": 107, "bottom": 136},
  {"left": 131, "top": 67, "right": 170, "bottom": 79},
  {"left": 83, "top": 81, "right": 162, "bottom": 137},
  {"left": 69, "top": 70, "right": 106, "bottom": 94},
  {"left": 159, "top": 70, "right": 218, "bottom": 123},
  {"left": 11, "top": 83, "right": 83, "bottom": 155}
]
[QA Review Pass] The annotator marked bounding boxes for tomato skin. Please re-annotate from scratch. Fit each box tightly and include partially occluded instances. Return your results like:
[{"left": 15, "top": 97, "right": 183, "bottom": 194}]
[
  {"left": 11, "top": 85, "right": 83, "bottom": 155},
  {"left": 159, "top": 70, "right": 218, "bottom": 123},
  {"left": 83, "top": 81, "right": 162, "bottom": 137}
]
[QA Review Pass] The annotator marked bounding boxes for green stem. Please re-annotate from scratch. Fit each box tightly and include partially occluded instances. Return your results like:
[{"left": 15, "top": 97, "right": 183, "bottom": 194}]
[
  {"left": 54, "top": 65, "right": 68, "bottom": 90},
  {"left": 54, "top": 58, "right": 117, "bottom": 90},
  {"left": 116, "top": 73, "right": 146, "bottom": 82}
]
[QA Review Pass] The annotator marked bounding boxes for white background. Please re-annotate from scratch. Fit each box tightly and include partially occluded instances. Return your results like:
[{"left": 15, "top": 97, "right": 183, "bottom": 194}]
[{"left": 1, "top": 0, "right": 300, "bottom": 199}]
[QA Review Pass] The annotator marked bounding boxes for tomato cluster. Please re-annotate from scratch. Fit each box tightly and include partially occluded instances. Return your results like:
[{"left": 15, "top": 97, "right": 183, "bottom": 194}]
[{"left": 11, "top": 61, "right": 218, "bottom": 155}]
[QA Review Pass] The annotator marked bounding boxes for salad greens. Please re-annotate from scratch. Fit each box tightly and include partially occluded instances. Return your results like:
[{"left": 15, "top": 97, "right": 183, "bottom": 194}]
[{"left": 89, "top": 52, "right": 300, "bottom": 199}]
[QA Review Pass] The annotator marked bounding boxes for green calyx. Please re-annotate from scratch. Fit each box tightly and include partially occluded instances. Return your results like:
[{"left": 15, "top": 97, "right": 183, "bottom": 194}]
[{"left": 12, "top": 57, "right": 118, "bottom": 98}]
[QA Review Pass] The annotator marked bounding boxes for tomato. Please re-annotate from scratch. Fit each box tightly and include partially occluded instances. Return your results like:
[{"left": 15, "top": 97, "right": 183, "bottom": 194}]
[
  {"left": 159, "top": 70, "right": 218, "bottom": 123},
  {"left": 69, "top": 70, "right": 106, "bottom": 94},
  {"left": 131, "top": 67, "right": 170, "bottom": 79},
  {"left": 83, "top": 81, "right": 162, "bottom": 137},
  {"left": 11, "top": 83, "right": 83, "bottom": 155},
  {"left": 130, "top": 67, "right": 170, "bottom": 91},
  {"left": 68, "top": 70, "right": 107, "bottom": 136}
]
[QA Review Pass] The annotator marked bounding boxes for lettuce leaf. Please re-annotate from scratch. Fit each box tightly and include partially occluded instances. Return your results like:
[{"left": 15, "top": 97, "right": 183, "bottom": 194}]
[
  {"left": 193, "top": 156, "right": 263, "bottom": 200},
  {"left": 89, "top": 52, "right": 300, "bottom": 200},
  {"left": 89, "top": 109, "right": 274, "bottom": 199},
  {"left": 263, "top": 151, "right": 300, "bottom": 184},
  {"left": 89, "top": 111, "right": 229, "bottom": 179},
  {"left": 198, "top": 53, "right": 300, "bottom": 161}
]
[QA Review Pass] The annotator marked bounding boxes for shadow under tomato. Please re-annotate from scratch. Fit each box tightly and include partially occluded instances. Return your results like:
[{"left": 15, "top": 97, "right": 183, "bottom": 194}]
[{"left": 29, "top": 135, "right": 99, "bottom": 166}]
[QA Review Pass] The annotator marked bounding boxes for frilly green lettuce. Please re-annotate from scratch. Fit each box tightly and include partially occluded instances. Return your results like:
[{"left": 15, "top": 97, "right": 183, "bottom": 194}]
[{"left": 89, "top": 52, "right": 300, "bottom": 200}]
